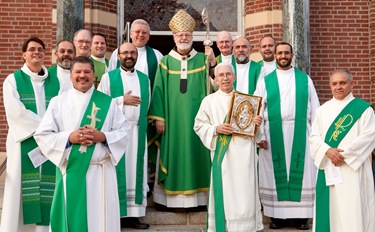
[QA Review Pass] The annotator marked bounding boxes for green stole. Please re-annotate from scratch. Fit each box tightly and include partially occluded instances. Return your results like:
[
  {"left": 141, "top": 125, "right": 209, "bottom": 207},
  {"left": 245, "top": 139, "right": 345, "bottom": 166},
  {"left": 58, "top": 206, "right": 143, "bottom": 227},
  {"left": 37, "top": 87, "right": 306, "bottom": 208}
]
[
  {"left": 212, "top": 130, "right": 232, "bottom": 232},
  {"left": 233, "top": 60, "right": 262, "bottom": 94},
  {"left": 50, "top": 90, "right": 111, "bottom": 232},
  {"left": 14, "top": 69, "right": 59, "bottom": 225},
  {"left": 314, "top": 98, "right": 371, "bottom": 232},
  {"left": 265, "top": 68, "right": 308, "bottom": 201},
  {"left": 47, "top": 65, "right": 58, "bottom": 80},
  {"left": 216, "top": 54, "right": 236, "bottom": 70},
  {"left": 108, "top": 68, "right": 150, "bottom": 215}
]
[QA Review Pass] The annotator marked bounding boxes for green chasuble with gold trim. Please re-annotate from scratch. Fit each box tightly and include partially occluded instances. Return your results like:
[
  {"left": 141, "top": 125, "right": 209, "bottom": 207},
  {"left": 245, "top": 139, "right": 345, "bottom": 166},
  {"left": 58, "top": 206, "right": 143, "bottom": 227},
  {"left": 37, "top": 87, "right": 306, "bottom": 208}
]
[{"left": 148, "top": 50, "right": 210, "bottom": 194}]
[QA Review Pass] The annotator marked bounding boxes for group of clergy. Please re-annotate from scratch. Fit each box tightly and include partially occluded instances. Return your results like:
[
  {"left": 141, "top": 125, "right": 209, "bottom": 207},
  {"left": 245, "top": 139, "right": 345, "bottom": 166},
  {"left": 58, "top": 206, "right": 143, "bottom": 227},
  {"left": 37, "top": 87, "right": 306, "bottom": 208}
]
[{"left": 1, "top": 8, "right": 374, "bottom": 232}]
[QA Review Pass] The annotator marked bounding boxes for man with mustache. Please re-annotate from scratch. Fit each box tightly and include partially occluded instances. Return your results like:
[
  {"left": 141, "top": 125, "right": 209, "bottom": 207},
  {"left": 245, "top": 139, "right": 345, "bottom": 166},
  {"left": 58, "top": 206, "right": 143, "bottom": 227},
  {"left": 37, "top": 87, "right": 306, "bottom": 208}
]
[
  {"left": 48, "top": 40, "right": 76, "bottom": 92},
  {"left": 232, "top": 37, "right": 266, "bottom": 94},
  {"left": 149, "top": 9, "right": 215, "bottom": 210},
  {"left": 90, "top": 33, "right": 109, "bottom": 88},
  {"left": 98, "top": 42, "right": 151, "bottom": 229},
  {"left": 310, "top": 68, "right": 375, "bottom": 232},
  {"left": 258, "top": 35, "right": 277, "bottom": 75},
  {"left": 255, "top": 42, "right": 320, "bottom": 230}
]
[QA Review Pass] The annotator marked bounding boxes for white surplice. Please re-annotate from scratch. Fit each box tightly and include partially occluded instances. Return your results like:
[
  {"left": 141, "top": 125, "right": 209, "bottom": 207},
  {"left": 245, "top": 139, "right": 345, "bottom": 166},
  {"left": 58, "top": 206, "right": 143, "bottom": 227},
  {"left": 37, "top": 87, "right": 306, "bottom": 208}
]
[
  {"left": 1, "top": 64, "right": 50, "bottom": 232},
  {"left": 56, "top": 65, "right": 72, "bottom": 93},
  {"left": 108, "top": 47, "right": 163, "bottom": 73},
  {"left": 34, "top": 86, "right": 130, "bottom": 232},
  {"left": 261, "top": 60, "right": 277, "bottom": 75},
  {"left": 194, "top": 90, "right": 264, "bottom": 232},
  {"left": 98, "top": 68, "right": 150, "bottom": 217},
  {"left": 254, "top": 68, "right": 320, "bottom": 219},
  {"left": 235, "top": 61, "right": 266, "bottom": 94},
  {"left": 309, "top": 93, "right": 375, "bottom": 232}
]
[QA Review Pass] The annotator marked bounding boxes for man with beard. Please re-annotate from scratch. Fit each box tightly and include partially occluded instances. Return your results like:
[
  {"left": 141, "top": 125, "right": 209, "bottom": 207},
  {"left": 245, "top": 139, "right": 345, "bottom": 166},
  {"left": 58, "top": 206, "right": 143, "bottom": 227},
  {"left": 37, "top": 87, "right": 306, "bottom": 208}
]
[
  {"left": 98, "top": 42, "right": 151, "bottom": 229},
  {"left": 48, "top": 40, "right": 76, "bottom": 92},
  {"left": 90, "top": 33, "right": 109, "bottom": 88},
  {"left": 258, "top": 35, "right": 277, "bottom": 75},
  {"left": 215, "top": 31, "right": 235, "bottom": 67},
  {"left": 232, "top": 37, "right": 266, "bottom": 94},
  {"left": 73, "top": 29, "right": 92, "bottom": 57},
  {"left": 149, "top": 9, "right": 215, "bottom": 210},
  {"left": 255, "top": 42, "right": 320, "bottom": 230}
]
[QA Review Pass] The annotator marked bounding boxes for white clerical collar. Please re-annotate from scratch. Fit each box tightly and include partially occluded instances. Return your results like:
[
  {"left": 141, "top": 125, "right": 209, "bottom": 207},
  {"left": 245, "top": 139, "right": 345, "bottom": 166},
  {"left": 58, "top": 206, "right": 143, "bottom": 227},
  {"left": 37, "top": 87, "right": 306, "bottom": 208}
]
[
  {"left": 21, "top": 63, "right": 48, "bottom": 82},
  {"left": 333, "top": 92, "right": 354, "bottom": 103},
  {"left": 72, "top": 85, "right": 95, "bottom": 95},
  {"left": 218, "top": 89, "right": 234, "bottom": 96},
  {"left": 236, "top": 61, "right": 250, "bottom": 68},
  {"left": 120, "top": 67, "right": 136, "bottom": 76},
  {"left": 137, "top": 46, "right": 146, "bottom": 52},
  {"left": 90, "top": 55, "right": 106, "bottom": 63},
  {"left": 276, "top": 66, "right": 294, "bottom": 74},
  {"left": 263, "top": 60, "right": 276, "bottom": 65},
  {"left": 57, "top": 64, "right": 71, "bottom": 72}
]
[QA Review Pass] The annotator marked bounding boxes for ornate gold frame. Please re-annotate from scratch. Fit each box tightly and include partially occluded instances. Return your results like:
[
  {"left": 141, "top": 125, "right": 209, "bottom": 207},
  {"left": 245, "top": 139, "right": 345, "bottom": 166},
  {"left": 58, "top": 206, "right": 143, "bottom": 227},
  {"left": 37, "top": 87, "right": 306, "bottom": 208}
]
[{"left": 227, "top": 92, "right": 262, "bottom": 137}]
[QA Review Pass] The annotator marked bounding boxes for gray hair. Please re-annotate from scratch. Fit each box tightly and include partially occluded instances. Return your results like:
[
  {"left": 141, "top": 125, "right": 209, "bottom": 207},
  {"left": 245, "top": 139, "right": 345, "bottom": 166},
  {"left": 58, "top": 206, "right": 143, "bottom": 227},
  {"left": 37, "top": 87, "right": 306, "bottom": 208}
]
[
  {"left": 214, "top": 63, "right": 235, "bottom": 77},
  {"left": 73, "top": 29, "right": 92, "bottom": 41},
  {"left": 130, "top": 19, "right": 150, "bottom": 33},
  {"left": 331, "top": 68, "right": 353, "bottom": 82}
]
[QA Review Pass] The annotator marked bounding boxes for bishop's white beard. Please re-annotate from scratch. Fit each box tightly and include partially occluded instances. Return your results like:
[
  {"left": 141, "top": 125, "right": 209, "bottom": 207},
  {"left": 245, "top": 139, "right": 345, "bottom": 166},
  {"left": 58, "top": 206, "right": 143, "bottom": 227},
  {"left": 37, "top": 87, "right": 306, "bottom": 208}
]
[{"left": 176, "top": 42, "right": 192, "bottom": 51}]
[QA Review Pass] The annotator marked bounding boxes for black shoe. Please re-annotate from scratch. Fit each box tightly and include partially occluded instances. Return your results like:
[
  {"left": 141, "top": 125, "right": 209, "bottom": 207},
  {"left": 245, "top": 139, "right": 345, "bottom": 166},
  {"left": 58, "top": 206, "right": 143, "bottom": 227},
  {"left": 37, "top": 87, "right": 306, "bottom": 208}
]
[
  {"left": 296, "top": 223, "right": 310, "bottom": 230},
  {"left": 269, "top": 222, "right": 284, "bottom": 229},
  {"left": 121, "top": 217, "right": 150, "bottom": 229}
]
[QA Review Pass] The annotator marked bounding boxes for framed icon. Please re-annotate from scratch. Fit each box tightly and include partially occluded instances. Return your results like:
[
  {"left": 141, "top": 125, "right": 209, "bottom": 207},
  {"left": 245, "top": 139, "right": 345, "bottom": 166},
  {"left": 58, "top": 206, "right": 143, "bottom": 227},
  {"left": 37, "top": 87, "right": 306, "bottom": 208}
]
[{"left": 227, "top": 92, "right": 262, "bottom": 137}]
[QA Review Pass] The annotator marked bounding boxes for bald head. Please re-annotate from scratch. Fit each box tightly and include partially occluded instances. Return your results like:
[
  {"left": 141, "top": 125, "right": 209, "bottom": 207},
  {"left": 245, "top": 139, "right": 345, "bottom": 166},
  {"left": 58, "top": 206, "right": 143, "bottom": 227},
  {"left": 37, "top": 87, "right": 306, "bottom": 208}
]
[
  {"left": 216, "top": 31, "right": 233, "bottom": 56},
  {"left": 117, "top": 42, "right": 138, "bottom": 71},
  {"left": 233, "top": 37, "right": 251, "bottom": 64},
  {"left": 73, "top": 29, "right": 92, "bottom": 57}
]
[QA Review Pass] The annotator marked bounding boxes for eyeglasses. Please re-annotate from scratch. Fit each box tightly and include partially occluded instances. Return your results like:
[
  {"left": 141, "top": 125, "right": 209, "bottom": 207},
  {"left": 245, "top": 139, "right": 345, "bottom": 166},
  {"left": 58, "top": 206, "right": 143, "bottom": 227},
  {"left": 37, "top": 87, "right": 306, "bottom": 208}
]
[
  {"left": 174, "top": 33, "right": 192, "bottom": 39},
  {"left": 218, "top": 40, "right": 232, "bottom": 45},
  {"left": 119, "top": 51, "right": 137, "bottom": 56},
  {"left": 58, "top": 49, "right": 75, "bottom": 54},
  {"left": 76, "top": 40, "right": 91, "bottom": 45},
  {"left": 27, "top": 47, "right": 45, "bottom": 53},
  {"left": 132, "top": 30, "right": 149, "bottom": 35}
]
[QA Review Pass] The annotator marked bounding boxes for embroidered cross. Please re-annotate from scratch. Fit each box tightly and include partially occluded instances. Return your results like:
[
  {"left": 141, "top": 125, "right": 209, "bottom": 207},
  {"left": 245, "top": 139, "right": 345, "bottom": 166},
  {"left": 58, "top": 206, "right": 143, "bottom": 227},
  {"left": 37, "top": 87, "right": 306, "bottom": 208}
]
[
  {"left": 293, "top": 152, "right": 302, "bottom": 169},
  {"left": 274, "top": 152, "right": 283, "bottom": 168},
  {"left": 87, "top": 102, "right": 101, "bottom": 128}
]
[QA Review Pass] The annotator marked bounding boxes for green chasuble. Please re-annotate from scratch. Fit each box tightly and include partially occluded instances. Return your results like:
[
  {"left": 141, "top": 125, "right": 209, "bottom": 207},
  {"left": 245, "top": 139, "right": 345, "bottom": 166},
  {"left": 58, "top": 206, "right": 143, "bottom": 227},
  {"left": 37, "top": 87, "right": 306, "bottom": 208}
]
[
  {"left": 14, "top": 69, "right": 59, "bottom": 225},
  {"left": 233, "top": 60, "right": 262, "bottom": 94},
  {"left": 265, "top": 68, "right": 308, "bottom": 202},
  {"left": 108, "top": 68, "right": 150, "bottom": 215},
  {"left": 314, "top": 98, "right": 371, "bottom": 232},
  {"left": 149, "top": 50, "right": 210, "bottom": 194},
  {"left": 50, "top": 90, "right": 111, "bottom": 232},
  {"left": 91, "top": 57, "right": 109, "bottom": 88}
]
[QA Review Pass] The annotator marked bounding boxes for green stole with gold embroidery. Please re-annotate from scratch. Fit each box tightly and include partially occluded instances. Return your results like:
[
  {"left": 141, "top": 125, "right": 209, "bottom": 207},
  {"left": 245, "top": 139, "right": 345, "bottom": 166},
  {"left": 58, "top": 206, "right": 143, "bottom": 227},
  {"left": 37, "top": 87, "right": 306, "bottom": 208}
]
[
  {"left": 211, "top": 117, "right": 232, "bottom": 232},
  {"left": 265, "top": 68, "right": 308, "bottom": 201},
  {"left": 50, "top": 90, "right": 111, "bottom": 232},
  {"left": 14, "top": 69, "right": 59, "bottom": 225},
  {"left": 315, "top": 98, "right": 371, "bottom": 232},
  {"left": 108, "top": 68, "right": 149, "bottom": 215}
]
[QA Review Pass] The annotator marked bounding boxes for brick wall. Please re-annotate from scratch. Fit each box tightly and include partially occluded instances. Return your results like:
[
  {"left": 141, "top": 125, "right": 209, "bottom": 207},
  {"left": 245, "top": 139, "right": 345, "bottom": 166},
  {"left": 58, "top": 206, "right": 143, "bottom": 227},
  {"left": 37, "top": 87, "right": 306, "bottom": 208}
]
[
  {"left": 244, "top": 0, "right": 283, "bottom": 54},
  {"left": 370, "top": 0, "right": 375, "bottom": 106},
  {"left": 310, "top": 0, "right": 372, "bottom": 104},
  {"left": 0, "top": 0, "right": 54, "bottom": 152}
]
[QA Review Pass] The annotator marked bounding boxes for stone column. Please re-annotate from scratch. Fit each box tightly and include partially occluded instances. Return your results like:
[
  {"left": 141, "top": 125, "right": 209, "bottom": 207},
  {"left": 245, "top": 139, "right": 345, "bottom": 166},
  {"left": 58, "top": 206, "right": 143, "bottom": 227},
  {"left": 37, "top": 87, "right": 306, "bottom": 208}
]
[
  {"left": 282, "top": 0, "right": 310, "bottom": 74},
  {"left": 56, "top": 0, "right": 84, "bottom": 41}
]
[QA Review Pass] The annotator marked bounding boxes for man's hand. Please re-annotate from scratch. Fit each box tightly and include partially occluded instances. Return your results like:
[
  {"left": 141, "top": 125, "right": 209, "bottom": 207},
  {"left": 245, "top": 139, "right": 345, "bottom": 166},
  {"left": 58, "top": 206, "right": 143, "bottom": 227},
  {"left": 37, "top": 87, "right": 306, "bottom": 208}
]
[
  {"left": 325, "top": 148, "right": 345, "bottom": 166},
  {"left": 123, "top": 90, "right": 141, "bottom": 106},
  {"left": 258, "top": 140, "right": 268, "bottom": 150},
  {"left": 253, "top": 115, "right": 263, "bottom": 126},
  {"left": 68, "top": 125, "right": 106, "bottom": 146},
  {"left": 216, "top": 123, "right": 234, "bottom": 135},
  {"left": 155, "top": 120, "right": 165, "bottom": 134},
  {"left": 205, "top": 46, "right": 216, "bottom": 67}
]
